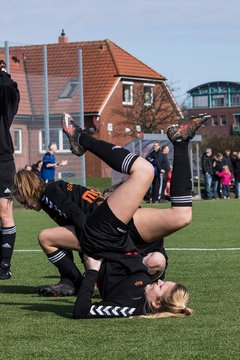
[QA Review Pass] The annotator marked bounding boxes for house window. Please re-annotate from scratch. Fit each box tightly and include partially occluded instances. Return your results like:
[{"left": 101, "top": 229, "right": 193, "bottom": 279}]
[
  {"left": 144, "top": 84, "right": 154, "bottom": 106},
  {"left": 192, "top": 95, "right": 208, "bottom": 108},
  {"left": 39, "top": 129, "right": 71, "bottom": 153},
  {"left": 122, "top": 82, "right": 133, "bottom": 105},
  {"left": 212, "top": 116, "right": 218, "bottom": 126},
  {"left": 212, "top": 94, "right": 228, "bottom": 107},
  {"left": 60, "top": 80, "right": 79, "bottom": 99},
  {"left": 220, "top": 115, "right": 227, "bottom": 126},
  {"left": 14, "top": 129, "right": 22, "bottom": 154},
  {"left": 234, "top": 114, "right": 240, "bottom": 126},
  {"left": 231, "top": 94, "right": 240, "bottom": 106}
]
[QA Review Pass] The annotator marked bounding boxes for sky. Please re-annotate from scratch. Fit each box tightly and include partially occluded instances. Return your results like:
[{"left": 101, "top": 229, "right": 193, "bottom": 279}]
[{"left": 1, "top": 0, "right": 239, "bottom": 104}]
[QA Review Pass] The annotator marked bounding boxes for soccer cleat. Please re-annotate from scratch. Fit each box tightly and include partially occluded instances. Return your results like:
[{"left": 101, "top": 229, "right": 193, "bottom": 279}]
[
  {"left": 36, "top": 282, "right": 75, "bottom": 297},
  {"left": 0, "top": 264, "right": 12, "bottom": 280},
  {"left": 61, "top": 113, "right": 86, "bottom": 157},
  {"left": 167, "top": 113, "right": 211, "bottom": 143}
]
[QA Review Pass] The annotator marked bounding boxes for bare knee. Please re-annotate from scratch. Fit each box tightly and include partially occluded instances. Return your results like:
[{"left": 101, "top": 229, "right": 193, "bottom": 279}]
[
  {"left": 38, "top": 229, "right": 50, "bottom": 250},
  {"left": 175, "top": 208, "right": 192, "bottom": 229},
  {"left": 131, "top": 158, "right": 154, "bottom": 184}
]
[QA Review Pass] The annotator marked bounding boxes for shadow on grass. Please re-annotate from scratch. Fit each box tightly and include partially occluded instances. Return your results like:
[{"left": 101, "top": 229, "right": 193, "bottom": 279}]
[
  {"left": 0, "top": 284, "right": 37, "bottom": 295},
  {"left": 0, "top": 298, "right": 73, "bottom": 318}
]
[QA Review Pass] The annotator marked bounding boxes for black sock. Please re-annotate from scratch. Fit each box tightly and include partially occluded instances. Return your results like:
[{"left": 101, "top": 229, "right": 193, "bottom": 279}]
[
  {"left": 59, "top": 250, "right": 74, "bottom": 286},
  {"left": 170, "top": 140, "right": 192, "bottom": 207},
  {"left": 79, "top": 134, "right": 138, "bottom": 174},
  {"left": 47, "top": 249, "right": 82, "bottom": 288},
  {"left": 0, "top": 226, "right": 16, "bottom": 268}
]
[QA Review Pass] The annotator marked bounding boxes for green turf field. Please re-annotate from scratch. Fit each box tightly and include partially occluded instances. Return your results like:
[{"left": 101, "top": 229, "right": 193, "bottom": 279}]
[{"left": 1, "top": 200, "right": 240, "bottom": 360}]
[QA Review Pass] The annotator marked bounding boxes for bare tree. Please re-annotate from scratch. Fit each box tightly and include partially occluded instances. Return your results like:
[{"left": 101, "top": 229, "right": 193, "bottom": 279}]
[{"left": 112, "top": 83, "right": 181, "bottom": 137}]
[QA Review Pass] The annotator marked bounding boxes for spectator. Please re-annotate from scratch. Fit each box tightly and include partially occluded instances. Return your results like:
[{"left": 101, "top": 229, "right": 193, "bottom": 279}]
[
  {"left": 145, "top": 142, "right": 161, "bottom": 203},
  {"left": 201, "top": 148, "right": 213, "bottom": 200},
  {"left": 40, "top": 143, "right": 67, "bottom": 183},
  {"left": 156, "top": 145, "right": 170, "bottom": 203},
  {"left": 216, "top": 165, "right": 232, "bottom": 199},
  {"left": 32, "top": 160, "right": 43, "bottom": 178},
  {"left": 222, "top": 149, "right": 233, "bottom": 173},
  {"left": 24, "top": 164, "right": 32, "bottom": 171},
  {"left": 231, "top": 151, "right": 240, "bottom": 198},
  {"left": 165, "top": 165, "right": 173, "bottom": 200},
  {"left": 212, "top": 153, "right": 223, "bottom": 199}
]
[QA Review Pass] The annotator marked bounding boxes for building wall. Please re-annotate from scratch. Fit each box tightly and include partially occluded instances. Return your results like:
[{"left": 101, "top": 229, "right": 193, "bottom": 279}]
[{"left": 187, "top": 107, "right": 240, "bottom": 138}]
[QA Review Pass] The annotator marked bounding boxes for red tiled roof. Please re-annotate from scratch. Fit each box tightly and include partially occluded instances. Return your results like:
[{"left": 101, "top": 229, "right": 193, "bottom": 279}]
[
  {"left": 3, "top": 40, "right": 165, "bottom": 116},
  {"left": 0, "top": 51, "right": 32, "bottom": 115}
]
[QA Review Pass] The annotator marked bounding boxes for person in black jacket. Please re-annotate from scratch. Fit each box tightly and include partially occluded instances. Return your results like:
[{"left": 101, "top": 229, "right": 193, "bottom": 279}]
[
  {"left": 0, "top": 60, "right": 20, "bottom": 280},
  {"left": 231, "top": 151, "right": 240, "bottom": 198},
  {"left": 156, "top": 145, "right": 170, "bottom": 203},
  {"left": 145, "top": 141, "right": 161, "bottom": 203},
  {"left": 15, "top": 113, "right": 209, "bottom": 318},
  {"left": 201, "top": 148, "right": 213, "bottom": 199},
  {"left": 212, "top": 153, "right": 223, "bottom": 199}
]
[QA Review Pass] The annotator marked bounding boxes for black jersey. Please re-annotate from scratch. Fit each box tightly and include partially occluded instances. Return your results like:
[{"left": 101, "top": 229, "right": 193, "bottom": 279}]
[
  {"left": 41, "top": 180, "right": 104, "bottom": 227},
  {"left": 0, "top": 71, "right": 20, "bottom": 161},
  {"left": 73, "top": 266, "right": 151, "bottom": 319}
]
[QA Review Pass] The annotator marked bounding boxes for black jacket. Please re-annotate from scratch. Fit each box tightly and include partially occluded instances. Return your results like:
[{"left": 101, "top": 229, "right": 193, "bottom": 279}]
[
  {"left": 0, "top": 71, "right": 20, "bottom": 161},
  {"left": 232, "top": 157, "right": 240, "bottom": 181}
]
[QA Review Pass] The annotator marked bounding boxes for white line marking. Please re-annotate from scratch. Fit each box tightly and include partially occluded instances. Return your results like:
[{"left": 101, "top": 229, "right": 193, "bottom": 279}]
[
  {"left": 166, "top": 248, "right": 240, "bottom": 251},
  {"left": 15, "top": 250, "right": 42, "bottom": 252}
]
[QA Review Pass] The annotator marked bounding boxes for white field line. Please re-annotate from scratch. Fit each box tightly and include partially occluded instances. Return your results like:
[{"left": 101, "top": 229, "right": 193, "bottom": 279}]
[{"left": 15, "top": 248, "right": 240, "bottom": 252}]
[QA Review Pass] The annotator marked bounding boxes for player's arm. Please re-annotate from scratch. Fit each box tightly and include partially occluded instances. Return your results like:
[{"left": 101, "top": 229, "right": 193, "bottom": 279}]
[
  {"left": 0, "top": 63, "right": 20, "bottom": 115},
  {"left": 73, "top": 256, "right": 137, "bottom": 319}
]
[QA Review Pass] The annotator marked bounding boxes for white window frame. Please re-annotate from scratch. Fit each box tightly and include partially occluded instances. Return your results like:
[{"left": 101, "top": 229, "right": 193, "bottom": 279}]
[
  {"left": 122, "top": 81, "right": 134, "bottom": 105},
  {"left": 144, "top": 83, "right": 155, "bottom": 106},
  {"left": 14, "top": 128, "right": 22, "bottom": 154},
  {"left": 39, "top": 129, "right": 71, "bottom": 154}
]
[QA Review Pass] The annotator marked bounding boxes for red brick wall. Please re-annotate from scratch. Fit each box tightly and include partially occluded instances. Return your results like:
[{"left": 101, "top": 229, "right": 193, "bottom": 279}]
[{"left": 187, "top": 107, "right": 240, "bottom": 138}]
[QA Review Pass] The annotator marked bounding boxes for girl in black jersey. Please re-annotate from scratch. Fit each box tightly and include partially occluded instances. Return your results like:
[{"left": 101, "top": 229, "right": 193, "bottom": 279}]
[
  {"left": 0, "top": 60, "right": 20, "bottom": 280},
  {"left": 15, "top": 112, "right": 210, "bottom": 318}
]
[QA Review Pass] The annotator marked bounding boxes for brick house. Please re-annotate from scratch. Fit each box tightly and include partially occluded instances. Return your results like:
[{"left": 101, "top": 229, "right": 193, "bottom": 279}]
[
  {"left": 1, "top": 34, "right": 181, "bottom": 178},
  {"left": 186, "top": 81, "right": 240, "bottom": 139}
]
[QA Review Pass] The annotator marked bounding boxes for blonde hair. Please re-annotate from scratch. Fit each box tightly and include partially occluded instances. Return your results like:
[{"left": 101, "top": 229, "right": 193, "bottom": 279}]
[
  {"left": 222, "top": 165, "right": 230, "bottom": 172},
  {"left": 135, "top": 284, "right": 193, "bottom": 319},
  {"left": 14, "top": 169, "right": 45, "bottom": 210}
]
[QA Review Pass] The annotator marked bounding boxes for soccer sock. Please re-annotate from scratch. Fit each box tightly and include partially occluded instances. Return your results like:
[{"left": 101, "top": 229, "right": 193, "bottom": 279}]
[
  {"left": 59, "top": 250, "right": 75, "bottom": 286},
  {"left": 170, "top": 140, "right": 192, "bottom": 207},
  {"left": 47, "top": 249, "right": 82, "bottom": 288},
  {"left": 0, "top": 226, "right": 16, "bottom": 268},
  {"left": 79, "top": 134, "right": 138, "bottom": 174}
]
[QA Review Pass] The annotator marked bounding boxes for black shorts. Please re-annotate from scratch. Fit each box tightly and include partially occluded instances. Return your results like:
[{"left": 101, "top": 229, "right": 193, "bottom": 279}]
[
  {"left": 78, "top": 200, "right": 147, "bottom": 274},
  {"left": 0, "top": 160, "right": 15, "bottom": 198},
  {"left": 128, "top": 219, "right": 168, "bottom": 263}
]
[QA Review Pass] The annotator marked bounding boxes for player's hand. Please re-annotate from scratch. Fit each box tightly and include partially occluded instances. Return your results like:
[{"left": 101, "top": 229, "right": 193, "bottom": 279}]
[
  {"left": 84, "top": 254, "right": 103, "bottom": 271},
  {"left": 60, "top": 160, "right": 68, "bottom": 166}
]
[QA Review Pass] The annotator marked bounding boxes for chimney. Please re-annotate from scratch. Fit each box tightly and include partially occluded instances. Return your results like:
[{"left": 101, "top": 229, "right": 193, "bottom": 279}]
[{"left": 58, "top": 29, "right": 68, "bottom": 44}]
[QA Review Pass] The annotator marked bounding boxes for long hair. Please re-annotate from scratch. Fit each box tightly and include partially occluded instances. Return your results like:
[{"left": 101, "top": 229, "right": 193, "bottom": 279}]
[
  {"left": 14, "top": 169, "right": 45, "bottom": 210},
  {"left": 136, "top": 284, "right": 193, "bottom": 319}
]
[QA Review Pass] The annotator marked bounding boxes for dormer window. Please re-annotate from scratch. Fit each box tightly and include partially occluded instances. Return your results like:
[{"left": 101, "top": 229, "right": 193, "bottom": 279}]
[{"left": 60, "top": 79, "right": 79, "bottom": 99}]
